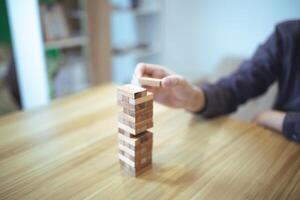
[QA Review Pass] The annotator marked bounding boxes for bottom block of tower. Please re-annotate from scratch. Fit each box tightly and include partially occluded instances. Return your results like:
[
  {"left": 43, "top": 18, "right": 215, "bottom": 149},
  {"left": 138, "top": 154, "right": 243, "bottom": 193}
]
[
  {"left": 118, "top": 130, "right": 153, "bottom": 176},
  {"left": 119, "top": 159, "right": 152, "bottom": 177}
]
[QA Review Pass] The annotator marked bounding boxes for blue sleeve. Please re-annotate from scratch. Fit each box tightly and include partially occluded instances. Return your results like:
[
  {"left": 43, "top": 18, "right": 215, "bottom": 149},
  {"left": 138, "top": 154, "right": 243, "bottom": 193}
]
[
  {"left": 198, "top": 25, "right": 283, "bottom": 118},
  {"left": 283, "top": 112, "right": 300, "bottom": 142}
]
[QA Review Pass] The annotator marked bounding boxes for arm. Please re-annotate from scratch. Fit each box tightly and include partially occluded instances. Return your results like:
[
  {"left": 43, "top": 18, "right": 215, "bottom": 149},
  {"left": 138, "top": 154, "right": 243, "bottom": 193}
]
[
  {"left": 132, "top": 25, "right": 300, "bottom": 142},
  {"left": 132, "top": 25, "right": 283, "bottom": 116},
  {"left": 255, "top": 110, "right": 300, "bottom": 142},
  {"left": 132, "top": 62, "right": 299, "bottom": 143},
  {"left": 199, "top": 25, "right": 283, "bottom": 117},
  {"left": 254, "top": 110, "right": 285, "bottom": 132}
]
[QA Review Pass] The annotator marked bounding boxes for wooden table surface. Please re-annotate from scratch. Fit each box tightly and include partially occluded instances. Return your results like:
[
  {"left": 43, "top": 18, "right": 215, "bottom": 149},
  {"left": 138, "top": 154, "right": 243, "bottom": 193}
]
[{"left": 0, "top": 84, "right": 300, "bottom": 200}]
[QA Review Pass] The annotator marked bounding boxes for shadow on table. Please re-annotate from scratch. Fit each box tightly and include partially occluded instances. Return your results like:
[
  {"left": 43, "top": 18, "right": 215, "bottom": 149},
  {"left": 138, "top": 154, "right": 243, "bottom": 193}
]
[
  {"left": 138, "top": 163, "right": 199, "bottom": 187},
  {"left": 137, "top": 115, "right": 230, "bottom": 185},
  {"left": 187, "top": 115, "right": 229, "bottom": 128}
]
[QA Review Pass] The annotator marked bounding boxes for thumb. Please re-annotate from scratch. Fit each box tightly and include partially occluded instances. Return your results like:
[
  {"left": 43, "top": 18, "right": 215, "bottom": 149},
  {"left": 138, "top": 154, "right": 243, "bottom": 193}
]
[{"left": 162, "top": 75, "right": 185, "bottom": 88}]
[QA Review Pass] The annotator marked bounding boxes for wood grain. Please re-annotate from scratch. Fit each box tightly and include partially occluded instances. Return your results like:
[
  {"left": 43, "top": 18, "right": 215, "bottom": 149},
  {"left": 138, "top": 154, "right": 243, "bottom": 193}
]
[{"left": 0, "top": 84, "right": 300, "bottom": 200}]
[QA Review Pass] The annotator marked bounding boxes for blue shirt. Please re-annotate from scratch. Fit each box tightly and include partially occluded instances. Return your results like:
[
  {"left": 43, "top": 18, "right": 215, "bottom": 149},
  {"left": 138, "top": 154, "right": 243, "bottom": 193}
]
[{"left": 199, "top": 20, "right": 300, "bottom": 143}]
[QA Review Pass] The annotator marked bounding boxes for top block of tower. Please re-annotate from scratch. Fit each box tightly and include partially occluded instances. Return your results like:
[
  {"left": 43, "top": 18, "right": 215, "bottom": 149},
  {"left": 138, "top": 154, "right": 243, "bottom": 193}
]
[
  {"left": 117, "top": 84, "right": 147, "bottom": 99},
  {"left": 138, "top": 77, "right": 162, "bottom": 87}
]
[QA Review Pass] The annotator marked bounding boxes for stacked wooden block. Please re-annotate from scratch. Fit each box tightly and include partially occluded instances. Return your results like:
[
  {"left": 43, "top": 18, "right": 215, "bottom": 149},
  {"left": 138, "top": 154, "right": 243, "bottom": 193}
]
[{"left": 117, "top": 84, "right": 153, "bottom": 176}]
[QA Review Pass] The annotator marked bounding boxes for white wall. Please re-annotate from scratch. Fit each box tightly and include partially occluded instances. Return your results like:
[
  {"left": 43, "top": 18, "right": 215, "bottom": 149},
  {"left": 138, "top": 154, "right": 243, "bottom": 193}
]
[
  {"left": 162, "top": 0, "right": 300, "bottom": 81},
  {"left": 162, "top": 0, "right": 200, "bottom": 79}
]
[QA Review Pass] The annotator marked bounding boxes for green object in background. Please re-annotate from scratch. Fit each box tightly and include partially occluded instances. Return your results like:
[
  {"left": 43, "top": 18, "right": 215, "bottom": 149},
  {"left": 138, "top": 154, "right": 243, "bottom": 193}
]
[
  {"left": 46, "top": 49, "right": 62, "bottom": 98},
  {"left": 39, "top": 0, "right": 56, "bottom": 4},
  {"left": 39, "top": 0, "right": 64, "bottom": 98},
  {"left": 1, "top": 0, "right": 62, "bottom": 99},
  {"left": 0, "top": 0, "right": 11, "bottom": 46}
]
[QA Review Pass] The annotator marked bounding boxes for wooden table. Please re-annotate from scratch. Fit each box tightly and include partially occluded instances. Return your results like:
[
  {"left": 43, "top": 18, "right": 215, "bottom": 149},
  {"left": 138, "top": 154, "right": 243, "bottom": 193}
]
[{"left": 0, "top": 84, "right": 299, "bottom": 200}]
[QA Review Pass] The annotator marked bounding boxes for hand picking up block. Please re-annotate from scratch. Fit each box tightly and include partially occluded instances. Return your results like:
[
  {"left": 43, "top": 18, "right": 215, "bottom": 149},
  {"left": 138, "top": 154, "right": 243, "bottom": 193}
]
[
  {"left": 138, "top": 77, "right": 162, "bottom": 87},
  {"left": 117, "top": 84, "right": 154, "bottom": 177}
]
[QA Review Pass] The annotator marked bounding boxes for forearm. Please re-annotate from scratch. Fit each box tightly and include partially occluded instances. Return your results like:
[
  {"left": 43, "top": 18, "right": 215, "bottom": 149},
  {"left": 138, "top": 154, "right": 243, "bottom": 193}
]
[
  {"left": 185, "top": 86, "right": 206, "bottom": 112},
  {"left": 195, "top": 83, "right": 238, "bottom": 118},
  {"left": 256, "top": 110, "right": 300, "bottom": 143},
  {"left": 255, "top": 110, "right": 286, "bottom": 132},
  {"left": 194, "top": 25, "right": 283, "bottom": 118}
]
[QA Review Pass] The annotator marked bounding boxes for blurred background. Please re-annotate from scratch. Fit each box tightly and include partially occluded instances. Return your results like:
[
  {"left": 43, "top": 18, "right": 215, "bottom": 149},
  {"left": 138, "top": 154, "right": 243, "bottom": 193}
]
[{"left": 0, "top": 0, "right": 299, "bottom": 121}]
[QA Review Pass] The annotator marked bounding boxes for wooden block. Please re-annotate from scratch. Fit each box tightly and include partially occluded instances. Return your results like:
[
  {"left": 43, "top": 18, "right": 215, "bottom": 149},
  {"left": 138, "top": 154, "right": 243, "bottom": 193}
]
[
  {"left": 118, "top": 135, "right": 153, "bottom": 162},
  {"left": 135, "top": 111, "right": 153, "bottom": 122},
  {"left": 118, "top": 133, "right": 153, "bottom": 147},
  {"left": 118, "top": 137, "right": 153, "bottom": 155},
  {"left": 138, "top": 77, "right": 162, "bottom": 87},
  {"left": 120, "top": 161, "right": 138, "bottom": 176},
  {"left": 117, "top": 84, "right": 146, "bottom": 99},
  {"left": 118, "top": 92, "right": 153, "bottom": 106},
  {"left": 119, "top": 160, "right": 152, "bottom": 177},
  {"left": 118, "top": 128, "right": 134, "bottom": 138},
  {"left": 124, "top": 145, "right": 152, "bottom": 157},
  {"left": 118, "top": 148, "right": 152, "bottom": 163},
  {"left": 119, "top": 153, "right": 152, "bottom": 169},
  {"left": 135, "top": 100, "right": 153, "bottom": 110},
  {"left": 118, "top": 116, "right": 153, "bottom": 130},
  {"left": 118, "top": 121, "right": 153, "bottom": 135},
  {"left": 124, "top": 156, "right": 152, "bottom": 170},
  {"left": 119, "top": 153, "right": 135, "bottom": 167},
  {"left": 118, "top": 148, "right": 152, "bottom": 162},
  {"left": 123, "top": 103, "right": 153, "bottom": 117},
  {"left": 129, "top": 92, "right": 153, "bottom": 105},
  {"left": 118, "top": 130, "right": 153, "bottom": 146},
  {"left": 118, "top": 140, "right": 153, "bottom": 160},
  {"left": 118, "top": 98, "right": 153, "bottom": 110},
  {"left": 117, "top": 94, "right": 130, "bottom": 105},
  {"left": 119, "top": 110, "right": 153, "bottom": 123}
]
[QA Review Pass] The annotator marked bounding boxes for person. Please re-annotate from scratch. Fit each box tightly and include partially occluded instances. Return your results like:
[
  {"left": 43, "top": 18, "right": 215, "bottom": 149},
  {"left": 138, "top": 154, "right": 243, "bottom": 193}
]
[{"left": 131, "top": 20, "right": 300, "bottom": 143}]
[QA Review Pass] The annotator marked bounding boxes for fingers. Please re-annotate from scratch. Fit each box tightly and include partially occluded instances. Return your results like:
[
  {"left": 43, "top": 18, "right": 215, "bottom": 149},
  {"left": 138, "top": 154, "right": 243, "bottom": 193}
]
[
  {"left": 134, "top": 63, "right": 172, "bottom": 79},
  {"left": 134, "top": 63, "right": 147, "bottom": 78},
  {"left": 161, "top": 75, "right": 186, "bottom": 88},
  {"left": 131, "top": 63, "right": 146, "bottom": 86},
  {"left": 143, "top": 85, "right": 155, "bottom": 93}
]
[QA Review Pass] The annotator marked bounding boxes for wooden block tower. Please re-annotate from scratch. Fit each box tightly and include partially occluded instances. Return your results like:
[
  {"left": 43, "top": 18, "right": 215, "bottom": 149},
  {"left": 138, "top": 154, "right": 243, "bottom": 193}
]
[{"left": 117, "top": 84, "right": 153, "bottom": 176}]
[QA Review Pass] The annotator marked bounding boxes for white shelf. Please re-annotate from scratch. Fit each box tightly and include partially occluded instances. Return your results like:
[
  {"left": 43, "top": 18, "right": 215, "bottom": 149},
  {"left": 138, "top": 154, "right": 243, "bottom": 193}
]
[
  {"left": 134, "top": 7, "right": 160, "bottom": 16},
  {"left": 111, "top": 0, "right": 163, "bottom": 84},
  {"left": 132, "top": 48, "right": 159, "bottom": 58},
  {"left": 112, "top": 7, "right": 161, "bottom": 16},
  {"left": 45, "top": 36, "right": 87, "bottom": 50},
  {"left": 113, "top": 47, "right": 159, "bottom": 59}
]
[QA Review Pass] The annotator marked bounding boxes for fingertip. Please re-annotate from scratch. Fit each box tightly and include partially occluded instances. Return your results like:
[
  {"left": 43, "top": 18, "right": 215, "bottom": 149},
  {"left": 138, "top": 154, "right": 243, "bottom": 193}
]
[
  {"left": 142, "top": 85, "right": 151, "bottom": 90},
  {"left": 134, "top": 63, "right": 146, "bottom": 77},
  {"left": 136, "top": 62, "right": 146, "bottom": 68},
  {"left": 162, "top": 77, "right": 172, "bottom": 87},
  {"left": 162, "top": 75, "right": 183, "bottom": 87},
  {"left": 134, "top": 72, "right": 142, "bottom": 79},
  {"left": 144, "top": 86, "right": 156, "bottom": 94}
]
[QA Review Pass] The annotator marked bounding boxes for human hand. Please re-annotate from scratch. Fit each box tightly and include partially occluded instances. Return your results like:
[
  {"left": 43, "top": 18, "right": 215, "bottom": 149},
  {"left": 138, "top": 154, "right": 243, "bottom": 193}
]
[
  {"left": 253, "top": 110, "right": 286, "bottom": 132},
  {"left": 131, "top": 63, "right": 205, "bottom": 112}
]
